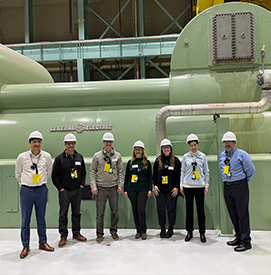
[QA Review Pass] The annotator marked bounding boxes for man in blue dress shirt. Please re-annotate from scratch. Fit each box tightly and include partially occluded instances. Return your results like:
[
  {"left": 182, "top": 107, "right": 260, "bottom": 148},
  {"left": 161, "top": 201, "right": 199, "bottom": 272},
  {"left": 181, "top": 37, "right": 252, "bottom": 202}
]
[{"left": 219, "top": 131, "right": 255, "bottom": 252}]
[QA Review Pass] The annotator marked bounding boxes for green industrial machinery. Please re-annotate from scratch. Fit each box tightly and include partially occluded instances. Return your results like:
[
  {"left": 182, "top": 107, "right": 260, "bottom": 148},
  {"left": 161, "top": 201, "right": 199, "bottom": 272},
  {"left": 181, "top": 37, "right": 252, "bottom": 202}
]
[{"left": 1, "top": 2, "right": 271, "bottom": 235}]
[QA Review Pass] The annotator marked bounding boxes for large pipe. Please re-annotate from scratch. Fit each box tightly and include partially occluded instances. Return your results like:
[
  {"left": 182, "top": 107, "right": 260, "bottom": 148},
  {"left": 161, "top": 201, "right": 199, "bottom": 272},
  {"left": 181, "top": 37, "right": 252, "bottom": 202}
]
[
  {"left": 0, "top": 78, "right": 169, "bottom": 110},
  {"left": 155, "top": 73, "right": 271, "bottom": 154}
]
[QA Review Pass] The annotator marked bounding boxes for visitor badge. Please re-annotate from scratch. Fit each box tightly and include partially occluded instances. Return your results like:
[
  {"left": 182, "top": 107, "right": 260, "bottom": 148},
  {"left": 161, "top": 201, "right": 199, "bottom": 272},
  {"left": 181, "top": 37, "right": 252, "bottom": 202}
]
[
  {"left": 192, "top": 170, "right": 199, "bottom": 179},
  {"left": 223, "top": 165, "right": 229, "bottom": 174},
  {"left": 162, "top": 176, "right": 168, "bottom": 184},
  {"left": 104, "top": 163, "right": 110, "bottom": 172},
  {"left": 168, "top": 166, "right": 174, "bottom": 170},
  {"left": 75, "top": 162, "right": 81, "bottom": 165},
  {"left": 131, "top": 174, "right": 138, "bottom": 183},
  {"left": 32, "top": 174, "right": 41, "bottom": 183},
  {"left": 132, "top": 164, "right": 138, "bottom": 168},
  {"left": 71, "top": 170, "right": 78, "bottom": 179}
]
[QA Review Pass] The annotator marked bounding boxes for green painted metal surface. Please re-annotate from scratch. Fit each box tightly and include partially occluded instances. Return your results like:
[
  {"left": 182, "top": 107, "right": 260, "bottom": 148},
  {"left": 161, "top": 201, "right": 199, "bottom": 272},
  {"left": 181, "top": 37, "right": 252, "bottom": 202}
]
[{"left": 1, "top": 3, "right": 271, "bottom": 233}]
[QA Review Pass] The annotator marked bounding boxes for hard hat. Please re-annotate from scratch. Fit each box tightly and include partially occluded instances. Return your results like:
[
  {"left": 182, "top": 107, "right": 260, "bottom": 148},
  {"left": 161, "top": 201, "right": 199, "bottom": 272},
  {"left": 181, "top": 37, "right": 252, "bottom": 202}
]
[
  {"left": 102, "top": 132, "right": 114, "bottom": 141},
  {"left": 64, "top": 133, "right": 77, "bottom": 143},
  {"left": 160, "top": 138, "right": 172, "bottom": 147},
  {"left": 28, "top": 131, "right": 43, "bottom": 141},
  {"left": 133, "top": 140, "right": 145, "bottom": 149},
  {"left": 186, "top": 133, "right": 199, "bottom": 144},
  {"left": 222, "top": 131, "right": 237, "bottom": 142}
]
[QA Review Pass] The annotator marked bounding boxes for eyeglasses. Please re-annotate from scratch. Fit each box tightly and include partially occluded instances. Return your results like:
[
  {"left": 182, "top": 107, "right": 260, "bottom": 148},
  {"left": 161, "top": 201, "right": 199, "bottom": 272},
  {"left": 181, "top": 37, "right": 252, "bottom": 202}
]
[
  {"left": 66, "top": 142, "right": 76, "bottom": 146},
  {"left": 134, "top": 149, "right": 143, "bottom": 153},
  {"left": 103, "top": 140, "right": 113, "bottom": 144},
  {"left": 223, "top": 141, "right": 234, "bottom": 145},
  {"left": 30, "top": 141, "right": 42, "bottom": 144},
  {"left": 189, "top": 144, "right": 197, "bottom": 147},
  {"left": 162, "top": 146, "right": 171, "bottom": 150}
]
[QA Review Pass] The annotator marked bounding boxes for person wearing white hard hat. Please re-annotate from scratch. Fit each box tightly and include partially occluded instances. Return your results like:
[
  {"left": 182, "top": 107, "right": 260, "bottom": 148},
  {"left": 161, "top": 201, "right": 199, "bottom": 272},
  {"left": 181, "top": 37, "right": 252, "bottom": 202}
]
[
  {"left": 153, "top": 138, "right": 181, "bottom": 238},
  {"left": 90, "top": 132, "right": 124, "bottom": 243},
  {"left": 15, "top": 131, "right": 54, "bottom": 259},
  {"left": 124, "top": 140, "right": 152, "bottom": 240},
  {"left": 219, "top": 131, "right": 255, "bottom": 252},
  {"left": 180, "top": 133, "right": 209, "bottom": 243},
  {"left": 52, "top": 133, "right": 87, "bottom": 247}
]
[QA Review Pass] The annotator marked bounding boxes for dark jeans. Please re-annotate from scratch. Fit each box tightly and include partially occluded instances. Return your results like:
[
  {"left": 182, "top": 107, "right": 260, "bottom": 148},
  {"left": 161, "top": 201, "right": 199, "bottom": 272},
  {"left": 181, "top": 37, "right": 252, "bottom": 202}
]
[
  {"left": 20, "top": 184, "right": 48, "bottom": 247},
  {"left": 128, "top": 190, "right": 148, "bottom": 234},
  {"left": 224, "top": 179, "right": 251, "bottom": 244},
  {"left": 156, "top": 190, "right": 178, "bottom": 227},
  {"left": 58, "top": 188, "right": 82, "bottom": 238},
  {"left": 96, "top": 186, "right": 119, "bottom": 236},
  {"left": 184, "top": 187, "right": 205, "bottom": 234}
]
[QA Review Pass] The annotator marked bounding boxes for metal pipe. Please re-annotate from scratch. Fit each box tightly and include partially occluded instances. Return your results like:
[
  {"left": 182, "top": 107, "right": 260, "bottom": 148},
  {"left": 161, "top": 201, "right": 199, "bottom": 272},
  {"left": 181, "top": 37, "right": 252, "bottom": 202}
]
[{"left": 155, "top": 73, "right": 271, "bottom": 154}]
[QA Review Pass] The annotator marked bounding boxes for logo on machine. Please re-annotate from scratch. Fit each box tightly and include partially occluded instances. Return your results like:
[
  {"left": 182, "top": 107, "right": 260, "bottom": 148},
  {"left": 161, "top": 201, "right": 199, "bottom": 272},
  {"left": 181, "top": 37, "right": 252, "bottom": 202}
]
[{"left": 50, "top": 123, "right": 112, "bottom": 133}]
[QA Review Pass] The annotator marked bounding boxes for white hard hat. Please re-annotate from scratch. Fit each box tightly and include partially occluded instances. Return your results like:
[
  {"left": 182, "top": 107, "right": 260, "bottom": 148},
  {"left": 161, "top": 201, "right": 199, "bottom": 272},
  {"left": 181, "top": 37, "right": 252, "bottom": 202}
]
[
  {"left": 160, "top": 138, "right": 172, "bottom": 147},
  {"left": 186, "top": 133, "right": 199, "bottom": 144},
  {"left": 133, "top": 140, "right": 145, "bottom": 149},
  {"left": 28, "top": 131, "right": 43, "bottom": 141},
  {"left": 64, "top": 133, "right": 77, "bottom": 142},
  {"left": 222, "top": 131, "right": 237, "bottom": 142},
  {"left": 102, "top": 132, "right": 114, "bottom": 141}
]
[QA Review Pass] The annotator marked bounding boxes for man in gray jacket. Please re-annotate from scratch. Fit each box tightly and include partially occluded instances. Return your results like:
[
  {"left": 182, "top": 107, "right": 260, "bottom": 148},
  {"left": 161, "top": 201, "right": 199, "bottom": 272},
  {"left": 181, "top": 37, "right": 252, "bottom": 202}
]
[{"left": 90, "top": 132, "right": 124, "bottom": 243}]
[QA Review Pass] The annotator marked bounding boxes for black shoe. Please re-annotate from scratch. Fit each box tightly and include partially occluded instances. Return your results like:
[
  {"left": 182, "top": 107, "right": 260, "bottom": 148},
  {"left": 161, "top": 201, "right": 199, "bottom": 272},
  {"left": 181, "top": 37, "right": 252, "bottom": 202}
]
[
  {"left": 227, "top": 238, "right": 241, "bottom": 246},
  {"left": 165, "top": 226, "right": 174, "bottom": 239},
  {"left": 200, "top": 233, "right": 206, "bottom": 243},
  {"left": 234, "top": 243, "right": 252, "bottom": 252},
  {"left": 160, "top": 226, "right": 166, "bottom": 238},
  {"left": 185, "top": 232, "right": 193, "bottom": 242}
]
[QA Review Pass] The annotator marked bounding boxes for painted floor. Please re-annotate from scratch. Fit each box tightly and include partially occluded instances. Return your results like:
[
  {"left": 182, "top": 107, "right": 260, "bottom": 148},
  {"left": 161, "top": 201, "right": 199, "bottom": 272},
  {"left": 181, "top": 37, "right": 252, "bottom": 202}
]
[{"left": 0, "top": 229, "right": 270, "bottom": 275}]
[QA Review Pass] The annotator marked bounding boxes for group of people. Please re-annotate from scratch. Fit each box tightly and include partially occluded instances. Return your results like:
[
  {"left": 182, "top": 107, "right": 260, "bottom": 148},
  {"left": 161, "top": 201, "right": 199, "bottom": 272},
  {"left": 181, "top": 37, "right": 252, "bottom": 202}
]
[{"left": 15, "top": 129, "right": 255, "bottom": 259}]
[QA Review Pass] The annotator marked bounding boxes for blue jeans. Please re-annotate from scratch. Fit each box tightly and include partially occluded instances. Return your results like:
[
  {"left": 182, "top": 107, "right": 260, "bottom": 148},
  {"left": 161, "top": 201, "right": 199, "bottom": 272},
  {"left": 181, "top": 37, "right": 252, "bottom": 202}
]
[{"left": 20, "top": 184, "right": 48, "bottom": 247}]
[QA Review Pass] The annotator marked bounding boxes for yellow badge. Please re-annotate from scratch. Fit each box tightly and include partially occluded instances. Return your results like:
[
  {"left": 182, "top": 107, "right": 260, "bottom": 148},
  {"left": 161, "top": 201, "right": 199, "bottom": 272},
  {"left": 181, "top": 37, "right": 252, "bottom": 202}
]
[
  {"left": 223, "top": 165, "right": 229, "bottom": 174},
  {"left": 162, "top": 176, "right": 168, "bottom": 184},
  {"left": 131, "top": 174, "right": 138, "bottom": 183},
  {"left": 32, "top": 174, "right": 41, "bottom": 183},
  {"left": 71, "top": 170, "right": 78, "bottom": 179},
  {"left": 104, "top": 163, "right": 110, "bottom": 172},
  {"left": 192, "top": 171, "right": 199, "bottom": 179}
]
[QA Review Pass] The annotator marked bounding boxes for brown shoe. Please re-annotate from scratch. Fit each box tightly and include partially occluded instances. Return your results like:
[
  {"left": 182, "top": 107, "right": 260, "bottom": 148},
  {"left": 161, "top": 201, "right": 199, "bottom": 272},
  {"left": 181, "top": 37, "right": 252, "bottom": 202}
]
[
  {"left": 141, "top": 233, "right": 147, "bottom": 240},
  {"left": 135, "top": 232, "right": 141, "bottom": 239},
  {"left": 96, "top": 234, "right": 103, "bottom": 243},
  {"left": 39, "top": 243, "right": 55, "bottom": 252},
  {"left": 111, "top": 232, "right": 119, "bottom": 240},
  {"left": 73, "top": 234, "right": 87, "bottom": 242},
  {"left": 58, "top": 238, "right": 67, "bottom": 247},
  {"left": 20, "top": 247, "right": 30, "bottom": 259}
]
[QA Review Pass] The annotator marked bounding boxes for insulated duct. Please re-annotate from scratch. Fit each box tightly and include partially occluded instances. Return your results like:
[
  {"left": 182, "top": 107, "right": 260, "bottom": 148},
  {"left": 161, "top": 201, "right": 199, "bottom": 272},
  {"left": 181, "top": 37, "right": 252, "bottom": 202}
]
[{"left": 155, "top": 73, "right": 271, "bottom": 154}]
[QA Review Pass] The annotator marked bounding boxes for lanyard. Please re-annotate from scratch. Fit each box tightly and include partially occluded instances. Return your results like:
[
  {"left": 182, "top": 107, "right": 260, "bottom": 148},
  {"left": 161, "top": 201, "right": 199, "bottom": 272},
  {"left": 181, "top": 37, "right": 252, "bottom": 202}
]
[{"left": 30, "top": 154, "right": 41, "bottom": 174}]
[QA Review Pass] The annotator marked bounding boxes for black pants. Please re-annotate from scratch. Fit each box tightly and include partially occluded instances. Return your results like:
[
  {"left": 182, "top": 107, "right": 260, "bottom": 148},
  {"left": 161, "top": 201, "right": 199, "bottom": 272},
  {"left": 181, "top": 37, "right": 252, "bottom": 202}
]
[
  {"left": 128, "top": 190, "right": 148, "bottom": 234},
  {"left": 58, "top": 188, "right": 82, "bottom": 238},
  {"left": 184, "top": 187, "right": 205, "bottom": 234},
  {"left": 223, "top": 179, "right": 251, "bottom": 244},
  {"left": 156, "top": 190, "right": 178, "bottom": 227}
]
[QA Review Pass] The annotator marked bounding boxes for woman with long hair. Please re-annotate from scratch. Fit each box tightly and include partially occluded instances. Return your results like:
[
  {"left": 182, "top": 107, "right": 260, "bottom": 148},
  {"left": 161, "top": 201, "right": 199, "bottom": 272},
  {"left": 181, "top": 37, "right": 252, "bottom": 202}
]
[
  {"left": 124, "top": 140, "right": 152, "bottom": 240},
  {"left": 153, "top": 138, "right": 181, "bottom": 238}
]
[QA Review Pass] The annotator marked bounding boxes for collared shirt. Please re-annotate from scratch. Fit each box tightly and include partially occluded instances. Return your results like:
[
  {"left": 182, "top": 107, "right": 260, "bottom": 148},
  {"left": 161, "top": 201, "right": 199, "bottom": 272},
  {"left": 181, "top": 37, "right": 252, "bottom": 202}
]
[
  {"left": 219, "top": 147, "right": 255, "bottom": 183},
  {"left": 180, "top": 150, "right": 209, "bottom": 188},
  {"left": 15, "top": 150, "right": 52, "bottom": 187},
  {"left": 52, "top": 149, "right": 86, "bottom": 191}
]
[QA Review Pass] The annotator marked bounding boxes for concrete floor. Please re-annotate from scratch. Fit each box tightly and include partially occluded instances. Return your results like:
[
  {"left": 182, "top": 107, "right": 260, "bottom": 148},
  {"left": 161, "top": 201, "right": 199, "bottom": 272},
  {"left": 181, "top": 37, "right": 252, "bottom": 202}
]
[{"left": 0, "top": 229, "right": 270, "bottom": 275}]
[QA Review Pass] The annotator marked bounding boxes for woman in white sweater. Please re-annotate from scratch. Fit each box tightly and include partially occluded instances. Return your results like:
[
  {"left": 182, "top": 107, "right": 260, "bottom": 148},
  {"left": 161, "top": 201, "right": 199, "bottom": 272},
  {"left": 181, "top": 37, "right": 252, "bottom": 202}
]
[{"left": 180, "top": 133, "right": 209, "bottom": 243}]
